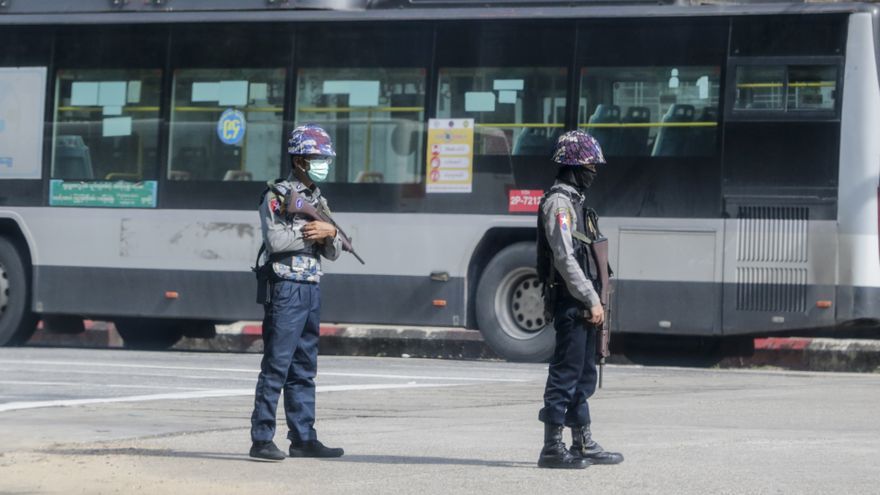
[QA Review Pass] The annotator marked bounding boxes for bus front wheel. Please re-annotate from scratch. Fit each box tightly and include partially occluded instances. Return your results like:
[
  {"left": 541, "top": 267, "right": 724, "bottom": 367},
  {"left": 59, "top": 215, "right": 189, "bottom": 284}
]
[
  {"left": 114, "top": 318, "right": 184, "bottom": 350},
  {"left": 0, "top": 237, "right": 38, "bottom": 346},
  {"left": 475, "top": 242, "right": 555, "bottom": 362}
]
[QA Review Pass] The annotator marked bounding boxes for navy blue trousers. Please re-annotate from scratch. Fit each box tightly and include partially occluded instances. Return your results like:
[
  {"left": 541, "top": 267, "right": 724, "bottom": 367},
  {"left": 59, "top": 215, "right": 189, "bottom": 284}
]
[
  {"left": 538, "top": 296, "right": 599, "bottom": 427},
  {"left": 250, "top": 281, "right": 320, "bottom": 443}
]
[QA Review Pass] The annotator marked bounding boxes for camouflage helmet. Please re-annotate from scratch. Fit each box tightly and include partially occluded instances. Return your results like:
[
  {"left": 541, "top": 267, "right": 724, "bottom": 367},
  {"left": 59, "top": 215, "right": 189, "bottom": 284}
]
[
  {"left": 551, "top": 130, "right": 606, "bottom": 167},
  {"left": 287, "top": 123, "right": 336, "bottom": 157}
]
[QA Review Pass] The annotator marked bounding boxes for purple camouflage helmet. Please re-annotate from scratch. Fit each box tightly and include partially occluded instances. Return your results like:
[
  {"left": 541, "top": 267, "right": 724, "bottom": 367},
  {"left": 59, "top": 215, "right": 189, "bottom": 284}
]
[
  {"left": 287, "top": 123, "right": 336, "bottom": 157},
  {"left": 551, "top": 130, "right": 606, "bottom": 167}
]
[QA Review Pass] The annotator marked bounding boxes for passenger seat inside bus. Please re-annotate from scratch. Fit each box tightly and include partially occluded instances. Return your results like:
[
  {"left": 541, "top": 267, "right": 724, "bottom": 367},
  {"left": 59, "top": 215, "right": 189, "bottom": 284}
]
[
  {"left": 619, "top": 106, "right": 651, "bottom": 156},
  {"left": 651, "top": 104, "right": 695, "bottom": 156},
  {"left": 53, "top": 135, "right": 95, "bottom": 180},
  {"left": 223, "top": 170, "right": 253, "bottom": 181},
  {"left": 685, "top": 107, "right": 718, "bottom": 156},
  {"left": 512, "top": 128, "right": 559, "bottom": 156},
  {"left": 587, "top": 104, "right": 621, "bottom": 155}
]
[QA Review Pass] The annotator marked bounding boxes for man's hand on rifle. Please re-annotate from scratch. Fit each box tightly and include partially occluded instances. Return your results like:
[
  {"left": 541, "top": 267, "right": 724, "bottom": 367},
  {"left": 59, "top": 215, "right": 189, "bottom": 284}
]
[
  {"left": 302, "top": 221, "right": 337, "bottom": 243},
  {"left": 588, "top": 303, "right": 605, "bottom": 327}
]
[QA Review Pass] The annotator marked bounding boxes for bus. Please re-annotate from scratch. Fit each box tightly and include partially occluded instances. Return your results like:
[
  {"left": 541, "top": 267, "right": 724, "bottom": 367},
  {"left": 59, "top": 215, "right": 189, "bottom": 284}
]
[{"left": 0, "top": 0, "right": 877, "bottom": 361}]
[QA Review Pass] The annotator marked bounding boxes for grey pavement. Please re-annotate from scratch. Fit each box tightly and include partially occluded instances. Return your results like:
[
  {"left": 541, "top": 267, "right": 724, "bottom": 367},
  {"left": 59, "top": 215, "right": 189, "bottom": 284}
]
[{"left": 0, "top": 348, "right": 878, "bottom": 495}]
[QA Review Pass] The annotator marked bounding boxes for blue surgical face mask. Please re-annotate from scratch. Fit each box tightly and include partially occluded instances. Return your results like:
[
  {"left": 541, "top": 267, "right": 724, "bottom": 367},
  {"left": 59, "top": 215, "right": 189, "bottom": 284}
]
[{"left": 306, "top": 158, "right": 331, "bottom": 182}]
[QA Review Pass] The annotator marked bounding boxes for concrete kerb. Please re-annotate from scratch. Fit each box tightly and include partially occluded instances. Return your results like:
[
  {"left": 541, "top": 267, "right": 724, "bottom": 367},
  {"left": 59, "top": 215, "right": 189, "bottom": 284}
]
[
  {"left": 24, "top": 321, "right": 880, "bottom": 372},
  {"left": 720, "top": 337, "right": 880, "bottom": 373}
]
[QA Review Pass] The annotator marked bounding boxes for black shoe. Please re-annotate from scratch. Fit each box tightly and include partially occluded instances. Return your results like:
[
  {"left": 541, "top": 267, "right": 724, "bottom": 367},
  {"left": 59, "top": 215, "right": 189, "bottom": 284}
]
[
  {"left": 289, "top": 439, "right": 344, "bottom": 458},
  {"left": 537, "top": 424, "right": 590, "bottom": 469},
  {"left": 249, "top": 441, "right": 286, "bottom": 461},
  {"left": 570, "top": 425, "right": 624, "bottom": 465}
]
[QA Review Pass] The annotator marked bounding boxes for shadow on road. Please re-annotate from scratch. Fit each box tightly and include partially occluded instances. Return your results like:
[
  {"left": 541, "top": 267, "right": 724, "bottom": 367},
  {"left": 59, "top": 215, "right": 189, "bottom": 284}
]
[
  {"left": 47, "top": 447, "right": 535, "bottom": 468},
  {"left": 48, "top": 447, "right": 250, "bottom": 463},
  {"left": 331, "top": 454, "right": 534, "bottom": 468}
]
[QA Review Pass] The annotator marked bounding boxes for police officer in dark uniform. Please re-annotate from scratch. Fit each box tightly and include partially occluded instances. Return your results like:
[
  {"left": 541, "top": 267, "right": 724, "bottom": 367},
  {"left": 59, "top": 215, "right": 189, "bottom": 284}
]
[
  {"left": 249, "top": 124, "right": 344, "bottom": 461},
  {"left": 536, "top": 130, "right": 624, "bottom": 469}
]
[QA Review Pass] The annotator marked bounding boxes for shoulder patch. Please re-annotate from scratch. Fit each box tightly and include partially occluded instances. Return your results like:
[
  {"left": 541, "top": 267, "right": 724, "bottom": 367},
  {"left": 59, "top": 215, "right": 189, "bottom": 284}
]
[
  {"left": 269, "top": 196, "right": 282, "bottom": 214},
  {"left": 555, "top": 207, "right": 570, "bottom": 232}
]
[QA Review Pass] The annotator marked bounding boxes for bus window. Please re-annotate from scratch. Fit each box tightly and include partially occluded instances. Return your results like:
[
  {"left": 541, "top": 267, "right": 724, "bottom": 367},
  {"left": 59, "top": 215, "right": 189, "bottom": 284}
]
[
  {"left": 579, "top": 66, "right": 720, "bottom": 157},
  {"left": 294, "top": 68, "right": 426, "bottom": 184},
  {"left": 788, "top": 66, "right": 838, "bottom": 111},
  {"left": 168, "top": 68, "right": 286, "bottom": 182},
  {"left": 436, "top": 67, "right": 567, "bottom": 157},
  {"left": 734, "top": 66, "right": 785, "bottom": 111},
  {"left": 732, "top": 64, "right": 838, "bottom": 115},
  {"left": 52, "top": 69, "right": 162, "bottom": 181}
]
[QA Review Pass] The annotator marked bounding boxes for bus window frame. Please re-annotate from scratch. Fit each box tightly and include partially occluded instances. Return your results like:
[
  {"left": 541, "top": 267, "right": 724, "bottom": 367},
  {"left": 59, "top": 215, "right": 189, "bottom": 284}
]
[
  {"left": 724, "top": 56, "right": 844, "bottom": 122},
  {"left": 158, "top": 24, "right": 293, "bottom": 211}
]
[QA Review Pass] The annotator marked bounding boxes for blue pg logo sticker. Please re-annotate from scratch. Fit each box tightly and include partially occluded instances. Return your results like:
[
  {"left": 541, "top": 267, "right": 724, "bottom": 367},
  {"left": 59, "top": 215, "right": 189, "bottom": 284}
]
[{"left": 217, "top": 109, "right": 246, "bottom": 145}]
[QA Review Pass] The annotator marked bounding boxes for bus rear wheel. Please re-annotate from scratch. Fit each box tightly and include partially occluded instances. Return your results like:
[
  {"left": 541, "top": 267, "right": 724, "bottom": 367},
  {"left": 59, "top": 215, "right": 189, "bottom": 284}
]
[
  {"left": 114, "top": 318, "right": 185, "bottom": 350},
  {"left": 0, "top": 237, "right": 38, "bottom": 346},
  {"left": 475, "top": 242, "right": 555, "bottom": 362}
]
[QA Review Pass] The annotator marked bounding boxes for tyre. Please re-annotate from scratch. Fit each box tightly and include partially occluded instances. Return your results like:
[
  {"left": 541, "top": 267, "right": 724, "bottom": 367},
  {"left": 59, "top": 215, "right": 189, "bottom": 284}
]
[
  {"left": 0, "top": 237, "right": 38, "bottom": 346},
  {"left": 475, "top": 242, "right": 555, "bottom": 362},
  {"left": 114, "top": 318, "right": 184, "bottom": 350}
]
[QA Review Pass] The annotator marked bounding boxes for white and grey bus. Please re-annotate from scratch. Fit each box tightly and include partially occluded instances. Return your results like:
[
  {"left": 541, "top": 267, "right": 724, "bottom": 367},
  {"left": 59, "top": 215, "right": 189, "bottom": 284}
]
[{"left": 0, "top": 0, "right": 877, "bottom": 361}]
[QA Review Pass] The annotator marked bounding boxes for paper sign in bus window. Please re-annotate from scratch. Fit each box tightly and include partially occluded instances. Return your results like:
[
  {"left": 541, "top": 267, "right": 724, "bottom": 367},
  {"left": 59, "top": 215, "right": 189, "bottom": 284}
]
[
  {"left": 102, "top": 116, "right": 132, "bottom": 137},
  {"left": 127, "top": 80, "right": 142, "bottom": 104},
  {"left": 192, "top": 82, "right": 219, "bottom": 102},
  {"left": 249, "top": 83, "right": 268, "bottom": 102},
  {"left": 465, "top": 92, "right": 495, "bottom": 112},
  {"left": 219, "top": 80, "right": 248, "bottom": 106},
  {"left": 98, "top": 82, "right": 126, "bottom": 107},
  {"left": 493, "top": 79, "right": 524, "bottom": 91},
  {"left": 322, "top": 80, "right": 380, "bottom": 107},
  {"left": 498, "top": 90, "right": 517, "bottom": 104},
  {"left": 0, "top": 67, "right": 46, "bottom": 179},
  {"left": 439, "top": 156, "right": 469, "bottom": 169},
  {"left": 71, "top": 82, "right": 99, "bottom": 106}
]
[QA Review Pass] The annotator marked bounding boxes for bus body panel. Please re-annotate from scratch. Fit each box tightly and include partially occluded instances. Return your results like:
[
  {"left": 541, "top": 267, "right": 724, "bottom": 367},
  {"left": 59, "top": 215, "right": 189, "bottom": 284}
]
[{"left": 838, "top": 13, "right": 880, "bottom": 320}]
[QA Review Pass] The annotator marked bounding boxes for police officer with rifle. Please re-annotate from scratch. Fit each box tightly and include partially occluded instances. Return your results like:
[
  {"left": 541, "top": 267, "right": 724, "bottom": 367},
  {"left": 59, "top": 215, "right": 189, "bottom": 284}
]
[
  {"left": 249, "top": 124, "right": 351, "bottom": 461},
  {"left": 536, "top": 130, "right": 624, "bottom": 469}
]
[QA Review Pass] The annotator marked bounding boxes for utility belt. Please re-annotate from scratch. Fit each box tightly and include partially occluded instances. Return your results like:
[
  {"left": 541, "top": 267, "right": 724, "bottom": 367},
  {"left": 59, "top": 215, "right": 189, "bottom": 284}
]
[
  {"left": 254, "top": 249, "right": 320, "bottom": 304},
  {"left": 272, "top": 252, "right": 321, "bottom": 282}
]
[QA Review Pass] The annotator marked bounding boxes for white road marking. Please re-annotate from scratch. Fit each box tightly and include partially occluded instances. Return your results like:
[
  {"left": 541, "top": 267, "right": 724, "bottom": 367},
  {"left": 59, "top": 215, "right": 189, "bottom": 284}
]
[
  {"left": 0, "top": 380, "right": 209, "bottom": 391},
  {"left": 0, "top": 382, "right": 457, "bottom": 413},
  {"left": 0, "top": 368, "right": 258, "bottom": 382},
  {"left": 0, "top": 359, "right": 528, "bottom": 382}
]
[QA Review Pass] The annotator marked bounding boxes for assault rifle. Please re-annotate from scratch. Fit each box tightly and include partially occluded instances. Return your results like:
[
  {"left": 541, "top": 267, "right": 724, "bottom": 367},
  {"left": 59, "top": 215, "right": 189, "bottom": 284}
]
[
  {"left": 592, "top": 236, "right": 612, "bottom": 389},
  {"left": 286, "top": 188, "right": 366, "bottom": 265}
]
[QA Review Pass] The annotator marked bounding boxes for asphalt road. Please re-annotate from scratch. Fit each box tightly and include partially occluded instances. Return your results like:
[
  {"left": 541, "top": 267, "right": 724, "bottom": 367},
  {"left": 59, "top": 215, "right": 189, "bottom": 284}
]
[{"left": 0, "top": 348, "right": 878, "bottom": 495}]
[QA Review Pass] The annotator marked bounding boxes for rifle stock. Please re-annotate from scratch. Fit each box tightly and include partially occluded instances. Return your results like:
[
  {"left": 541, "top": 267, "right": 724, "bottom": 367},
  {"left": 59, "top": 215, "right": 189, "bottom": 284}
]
[{"left": 286, "top": 189, "right": 366, "bottom": 265}]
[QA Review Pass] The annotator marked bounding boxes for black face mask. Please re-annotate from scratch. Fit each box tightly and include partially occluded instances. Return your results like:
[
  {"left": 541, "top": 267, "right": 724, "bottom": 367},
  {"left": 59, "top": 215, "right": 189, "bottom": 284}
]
[{"left": 575, "top": 168, "right": 597, "bottom": 190}]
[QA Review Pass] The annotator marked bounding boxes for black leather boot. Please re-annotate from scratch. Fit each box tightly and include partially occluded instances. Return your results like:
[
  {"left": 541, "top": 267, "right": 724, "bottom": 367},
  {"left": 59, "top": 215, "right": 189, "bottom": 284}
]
[
  {"left": 570, "top": 425, "right": 624, "bottom": 465},
  {"left": 249, "top": 441, "right": 286, "bottom": 461},
  {"left": 538, "top": 424, "right": 590, "bottom": 469},
  {"left": 289, "top": 439, "right": 344, "bottom": 458}
]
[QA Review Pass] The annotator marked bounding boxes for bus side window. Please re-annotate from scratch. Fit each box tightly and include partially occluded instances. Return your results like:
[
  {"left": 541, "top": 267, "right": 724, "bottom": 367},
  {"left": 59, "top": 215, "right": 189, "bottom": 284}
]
[
  {"left": 51, "top": 69, "right": 162, "bottom": 182},
  {"left": 732, "top": 64, "right": 838, "bottom": 114},
  {"left": 578, "top": 66, "right": 721, "bottom": 157},
  {"left": 435, "top": 67, "right": 567, "bottom": 157},
  {"left": 294, "top": 68, "right": 426, "bottom": 185},
  {"left": 168, "top": 68, "right": 286, "bottom": 182}
]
